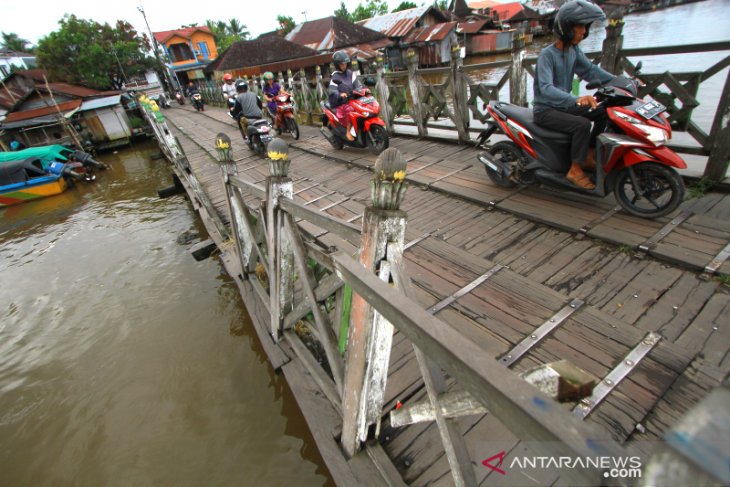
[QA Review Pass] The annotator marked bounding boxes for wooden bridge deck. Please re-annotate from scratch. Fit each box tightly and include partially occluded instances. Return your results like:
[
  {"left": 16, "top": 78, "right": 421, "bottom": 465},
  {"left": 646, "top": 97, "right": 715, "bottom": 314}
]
[{"left": 161, "top": 104, "right": 729, "bottom": 486}]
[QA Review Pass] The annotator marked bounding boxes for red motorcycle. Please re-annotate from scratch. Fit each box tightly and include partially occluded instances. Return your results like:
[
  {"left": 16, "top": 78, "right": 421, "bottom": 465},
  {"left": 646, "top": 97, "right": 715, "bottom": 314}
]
[
  {"left": 272, "top": 94, "right": 299, "bottom": 140},
  {"left": 476, "top": 63, "right": 685, "bottom": 219},
  {"left": 320, "top": 80, "right": 389, "bottom": 154}
]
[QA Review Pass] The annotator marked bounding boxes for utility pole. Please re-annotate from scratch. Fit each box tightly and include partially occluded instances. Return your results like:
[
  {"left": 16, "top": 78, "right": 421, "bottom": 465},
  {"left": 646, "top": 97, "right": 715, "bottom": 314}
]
[{"left": 138, "top": 3, "right": 177, "bottom": 95}]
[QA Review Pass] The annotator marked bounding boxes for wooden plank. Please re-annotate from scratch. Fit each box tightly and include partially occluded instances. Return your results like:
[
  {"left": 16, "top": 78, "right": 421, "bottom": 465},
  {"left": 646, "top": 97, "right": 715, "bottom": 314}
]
[{"left": 677, "top": 293, "right": 730, "bottom": 370}]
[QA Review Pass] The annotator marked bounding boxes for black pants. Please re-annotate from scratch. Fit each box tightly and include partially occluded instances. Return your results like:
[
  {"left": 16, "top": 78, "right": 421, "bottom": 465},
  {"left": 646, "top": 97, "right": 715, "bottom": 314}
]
[{"left": 534, "top": 106, "right": 607, "bottom": 164}]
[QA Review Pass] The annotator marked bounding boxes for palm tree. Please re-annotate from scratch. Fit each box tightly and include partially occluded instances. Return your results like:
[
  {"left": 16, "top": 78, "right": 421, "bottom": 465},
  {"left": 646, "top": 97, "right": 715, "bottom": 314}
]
[
  {"left": 1, "top": 32, "right": 31, "bottom": 52},
  {"left": 226, "top": 19, "right": 249, "bottom": 41}
]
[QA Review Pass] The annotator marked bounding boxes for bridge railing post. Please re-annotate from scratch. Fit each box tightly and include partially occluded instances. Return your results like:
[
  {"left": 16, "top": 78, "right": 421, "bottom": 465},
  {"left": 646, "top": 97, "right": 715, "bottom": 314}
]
[
  {"left": 601, "top": 16, "right": 625, "bottom": 75},
  {"left": 449, "top": 43, "right": 470, "bottom": 143},
  {"left": 375, "top": 54, "right": 394, "bottom": 134},
  {"left": 704, "top": 68, "right": 730, "bottom": 181},
  {"left": 406, "top": 49, "right": 429, "bottom": 137},
  {"left": 510, "top": 32, "right": 527, "bottom": 107},
  {"left": 341, "top": 148, "right": 409, "bottom": 457},
  {"left": 266, "top": 139, "right": 294, "bottom": 341}
]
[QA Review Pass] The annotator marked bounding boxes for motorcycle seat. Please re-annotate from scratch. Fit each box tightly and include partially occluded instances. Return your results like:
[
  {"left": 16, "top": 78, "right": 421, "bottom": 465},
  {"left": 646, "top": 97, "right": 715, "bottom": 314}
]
[
  {"left": 251, "top": 119, "right": 268, "bottom": 127},
  {"left": 498, "top": 104, "right": 572, "bottom": 142}
]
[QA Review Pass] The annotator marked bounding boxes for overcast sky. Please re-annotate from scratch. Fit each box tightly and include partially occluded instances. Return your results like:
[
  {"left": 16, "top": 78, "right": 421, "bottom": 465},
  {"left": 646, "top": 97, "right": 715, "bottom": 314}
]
[{"left": 0, "top": 0, "right": 461, "bottom": 47}]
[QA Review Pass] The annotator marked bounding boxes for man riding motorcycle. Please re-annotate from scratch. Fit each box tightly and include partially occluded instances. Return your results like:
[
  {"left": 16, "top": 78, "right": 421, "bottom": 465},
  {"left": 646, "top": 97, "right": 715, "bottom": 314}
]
[
  {"left": 533, "top": 0, "right": 616, "bottom": 190},
  {"left": 230, "top": 79, "right": 263, "bottom": 139},
  {"left": 328, "top": 50, "right": 362, "bottom": 141},
  {"left": 221, "top": 73, "right": 237, "bottom": 100}
]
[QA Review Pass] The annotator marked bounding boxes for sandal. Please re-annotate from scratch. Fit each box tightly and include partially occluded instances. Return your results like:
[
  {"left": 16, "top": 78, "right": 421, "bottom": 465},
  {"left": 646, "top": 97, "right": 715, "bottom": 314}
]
[{"left": 566, "top": 172, "right": 596, "bottom": 190}]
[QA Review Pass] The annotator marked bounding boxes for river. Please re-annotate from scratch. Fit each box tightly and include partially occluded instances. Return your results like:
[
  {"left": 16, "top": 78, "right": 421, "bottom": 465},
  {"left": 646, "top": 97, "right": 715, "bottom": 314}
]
[{"left": 0, "top": 140, "right": 332, "bottom": 486}]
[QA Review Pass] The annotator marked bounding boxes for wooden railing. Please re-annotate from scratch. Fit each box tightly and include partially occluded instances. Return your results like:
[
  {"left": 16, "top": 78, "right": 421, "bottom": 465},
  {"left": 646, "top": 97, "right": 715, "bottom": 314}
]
[
  {"left": 247, "top": 18, "right": 729, "bottom": 181},
  {"left": 138, "top": 93, "right": 728, "bottom": 485}
]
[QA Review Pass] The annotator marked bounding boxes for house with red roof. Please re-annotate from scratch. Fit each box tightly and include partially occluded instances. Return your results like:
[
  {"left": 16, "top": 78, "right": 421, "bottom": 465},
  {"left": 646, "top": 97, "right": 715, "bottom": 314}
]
[{"left": 153, "top": 26, "right": 219, "bottom": 85}]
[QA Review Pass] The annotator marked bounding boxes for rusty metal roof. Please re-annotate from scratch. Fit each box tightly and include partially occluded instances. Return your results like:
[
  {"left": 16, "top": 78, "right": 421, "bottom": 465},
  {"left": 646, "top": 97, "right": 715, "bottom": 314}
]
[
  {"left": 286, "top": 16, "right": 388, "bottom": 52},
  {"left": 457, "top": 19, "right": 491, "bottom": 34},
  {"left": 403, "top": 21, "right": 457, "bottom": 44},
  {"left": 358, "top": 6, "right": 432, "bottom": 39},
  {"left": 2, "top": 99, "right": 81, "bottom": 123}
]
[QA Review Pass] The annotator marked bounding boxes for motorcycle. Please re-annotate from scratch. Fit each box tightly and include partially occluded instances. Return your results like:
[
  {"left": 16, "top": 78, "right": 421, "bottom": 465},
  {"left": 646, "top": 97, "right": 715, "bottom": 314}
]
[
  {"left": 320, "top": 79, "right": 388, "bottom": 154},
  {"left": 191, "top": 92, "right": 205, "bottom": 112},
  {"left": 475, "top": 62, "right": 686, "bottom": 219},
  {"left": 175, "top": 91, "right": 185, "bottom": 105},
  {"left": 272, "top": 93, "right": 299, "bottom": 140}
]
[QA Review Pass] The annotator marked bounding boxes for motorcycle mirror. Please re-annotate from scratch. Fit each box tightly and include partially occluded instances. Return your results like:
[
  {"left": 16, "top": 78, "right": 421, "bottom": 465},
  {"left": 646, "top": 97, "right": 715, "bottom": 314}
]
[
  {"left": 363, "top": 76, "right": 377, "bottom": 87},
  {"left": 635, "top": 61, "right": 643, "bottom": 74}
]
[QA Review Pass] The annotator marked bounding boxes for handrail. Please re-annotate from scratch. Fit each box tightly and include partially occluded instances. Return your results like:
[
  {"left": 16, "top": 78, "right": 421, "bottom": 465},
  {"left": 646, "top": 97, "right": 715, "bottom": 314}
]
[{"left": 330, "top": 250, "right": 626, "bottom": 485}]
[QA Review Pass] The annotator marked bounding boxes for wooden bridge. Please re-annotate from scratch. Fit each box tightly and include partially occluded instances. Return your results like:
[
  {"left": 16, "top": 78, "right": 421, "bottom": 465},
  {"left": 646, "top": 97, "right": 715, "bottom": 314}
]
[{"left": 141, "top": 99, "right": 729, "bottom": 486}]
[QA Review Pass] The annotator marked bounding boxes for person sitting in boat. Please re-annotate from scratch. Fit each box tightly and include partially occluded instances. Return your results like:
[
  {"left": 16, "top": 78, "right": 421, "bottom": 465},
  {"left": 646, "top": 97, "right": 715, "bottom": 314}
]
[
  {"left": 533, "top": 0, "right": 616, "bottom": 190},
  {"left": 328, "top": 50, "right": 363, "bottom": 141},
  {"left": 9, "top": 140, "right": 26, "bottom": 151}
]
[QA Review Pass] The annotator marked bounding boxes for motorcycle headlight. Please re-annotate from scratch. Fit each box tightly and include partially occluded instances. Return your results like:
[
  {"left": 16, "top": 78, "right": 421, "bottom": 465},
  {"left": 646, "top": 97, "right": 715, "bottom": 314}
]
[{"left": 635, "top": 123, "right": 669, "bottom": 146}]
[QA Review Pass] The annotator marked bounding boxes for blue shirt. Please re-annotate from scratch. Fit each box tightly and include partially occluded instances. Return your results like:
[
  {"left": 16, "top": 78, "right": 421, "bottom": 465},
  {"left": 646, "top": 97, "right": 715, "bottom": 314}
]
[{"left": 533, "top": 44, "right": 614, "bottom": 113}]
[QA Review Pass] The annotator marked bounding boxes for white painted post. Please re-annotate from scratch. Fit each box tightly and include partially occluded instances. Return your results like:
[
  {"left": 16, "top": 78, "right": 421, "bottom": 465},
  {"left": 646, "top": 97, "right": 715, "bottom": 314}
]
[
  {"left": 341, "top": 148, "right": 410, "bottom": 457},
  {"left": 510, "top": 33, "right": 527, "bottom": 107},
  {"left": 266, "top": 139, "right": 294, "bottom": 341}
]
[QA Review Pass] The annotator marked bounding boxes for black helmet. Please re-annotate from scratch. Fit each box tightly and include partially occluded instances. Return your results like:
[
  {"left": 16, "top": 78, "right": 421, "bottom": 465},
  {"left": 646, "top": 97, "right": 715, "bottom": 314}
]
[
  {"left": 554, "top": 0, "right": 605, "bottom": 43},
  {"left": 333, "top": 50, "right": 350, "bottom": 65},
  {"left": 235, "top": 79, "right": 248, "bottom": 93}
]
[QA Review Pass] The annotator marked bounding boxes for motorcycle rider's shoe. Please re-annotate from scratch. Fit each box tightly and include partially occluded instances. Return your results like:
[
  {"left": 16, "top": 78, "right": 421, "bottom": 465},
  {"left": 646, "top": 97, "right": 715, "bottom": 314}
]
[{"left": 566, "top": 163, "right": 596, "bottom": 190}]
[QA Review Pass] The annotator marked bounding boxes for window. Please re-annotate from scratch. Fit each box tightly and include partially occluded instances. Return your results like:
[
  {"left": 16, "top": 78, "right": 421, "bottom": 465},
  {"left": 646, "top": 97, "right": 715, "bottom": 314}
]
[
  {"left": 197, "top": 42, "right": 209, "bottom": 59},
  {"left": 168, "top": 43, "right": 195, "bottom": 63}
]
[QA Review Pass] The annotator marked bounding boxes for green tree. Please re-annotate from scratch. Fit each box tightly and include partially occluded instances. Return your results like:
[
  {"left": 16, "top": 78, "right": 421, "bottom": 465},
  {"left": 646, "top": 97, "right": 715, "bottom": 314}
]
[
  {"left": 35, "top": 15, "right": 156, "bottom": 90},
  {"left": 351, "top": 0, "right": 389, "bottom": 22},
  {"left": 226, "top": 19, "right": 249, "bottom": 40},
  {"left": 433, "top": 0, "right": 449, "bottom": 10},
  {"left": 334, "top": 1, "right": 351, "bottom": 21},
  {"left": 276, "top": 15, "right": 296, "bottom": 36},
  {"left": 1, "top": 32, "right": 32, "bottom": 52},
  {"left": 392, "top": 1, "right": 418, "bottom": 12}
]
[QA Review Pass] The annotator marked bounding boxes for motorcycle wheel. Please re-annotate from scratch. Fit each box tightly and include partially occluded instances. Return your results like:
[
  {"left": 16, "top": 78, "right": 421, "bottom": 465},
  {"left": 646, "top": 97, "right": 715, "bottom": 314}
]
[
  {"left": 326, "top": 125, "right": 343, "bottom": 150},
  {"left": 485, "top": 141, "right": 520, "bottom": 188},
  {"left": 286, "top": 118, "right": 300, "bottom": 140},
  {"left": 250, "top": 135, "right": 264, "bottom": 154},
  {"left": 367, "top": 125, "right": 389, "bottom": 154},
  {"left": 613, "top": 162, "right": 685, "bottom": 219}
]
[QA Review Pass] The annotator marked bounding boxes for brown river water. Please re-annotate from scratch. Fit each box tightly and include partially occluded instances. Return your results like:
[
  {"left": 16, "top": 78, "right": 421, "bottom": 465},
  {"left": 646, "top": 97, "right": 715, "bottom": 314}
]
[{"left": 0, "top": 140, "right": 332, "bottom": 486}]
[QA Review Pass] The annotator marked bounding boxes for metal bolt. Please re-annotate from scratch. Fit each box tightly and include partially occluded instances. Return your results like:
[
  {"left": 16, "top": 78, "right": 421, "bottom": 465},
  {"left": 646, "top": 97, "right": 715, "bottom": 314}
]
[
  {"left": 570, "top": 303, "right": 576, "bottom": 309},
  {"left": 633, "top": 294, "right": 639, "bottom": 298},
  {"left": 673, "top": 305, "right": 679, "bottom": 311},
  {"left": 404, "top": 460, "right": 411, "bottom": 467},
  {"left": 604, "top": 379, "right": 613, "bottom": 385},
  {"left": 712, "top": 326, "right": 719, "bottom": 331},
  {"left": 531, "top": 334, "right": 537, "bottom": 339},
  {"left": 550, "top": 319, "right": 556, "bottom": 323},
  {"left": 635, "top": 423, "right": 646, "bottom": 434},
  {"left": 625, "top": 359, "right": 634, "bottom": 366}
]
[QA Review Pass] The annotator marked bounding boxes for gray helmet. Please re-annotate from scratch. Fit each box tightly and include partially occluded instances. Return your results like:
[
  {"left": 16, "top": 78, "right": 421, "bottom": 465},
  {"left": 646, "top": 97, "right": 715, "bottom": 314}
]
[
  {"left": 554, "top": 0, "right": 605, "bottom": 43},
  {"left": 235, "top": 79, "right": 248, "bottom": 93},
  {"left": 333, "top": 50, "right": 350, "bottom": 65}
]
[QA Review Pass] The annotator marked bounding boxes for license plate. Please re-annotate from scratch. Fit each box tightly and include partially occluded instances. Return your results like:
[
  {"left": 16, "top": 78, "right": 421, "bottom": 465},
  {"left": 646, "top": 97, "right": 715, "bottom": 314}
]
[
  {"left": 636, "top": 100, "right": 665, "bottom": 119},
  {"left": 262, "top": 135, "right": 273, "bottom": 142}
]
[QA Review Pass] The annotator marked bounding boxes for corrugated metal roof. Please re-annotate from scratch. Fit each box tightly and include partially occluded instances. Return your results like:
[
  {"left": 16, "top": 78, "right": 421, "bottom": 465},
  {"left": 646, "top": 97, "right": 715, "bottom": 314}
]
[
  {"left": 2, "top": 99, "right": 81, "bottom": 123},
  {"left": 403, "top": 21, "right": 457, "bottom": 44},
  {"left": 79, "top": 95, "right": 122, "bottom": 111},
  {"left": 286, "top": 16, "right": 388, "bottom": 52},
  {"left": 457, "top": 20, "right": 491, "bottom": 34},
  {"left": 359, "top": 6, "right": 431, "bottom": 38}
]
